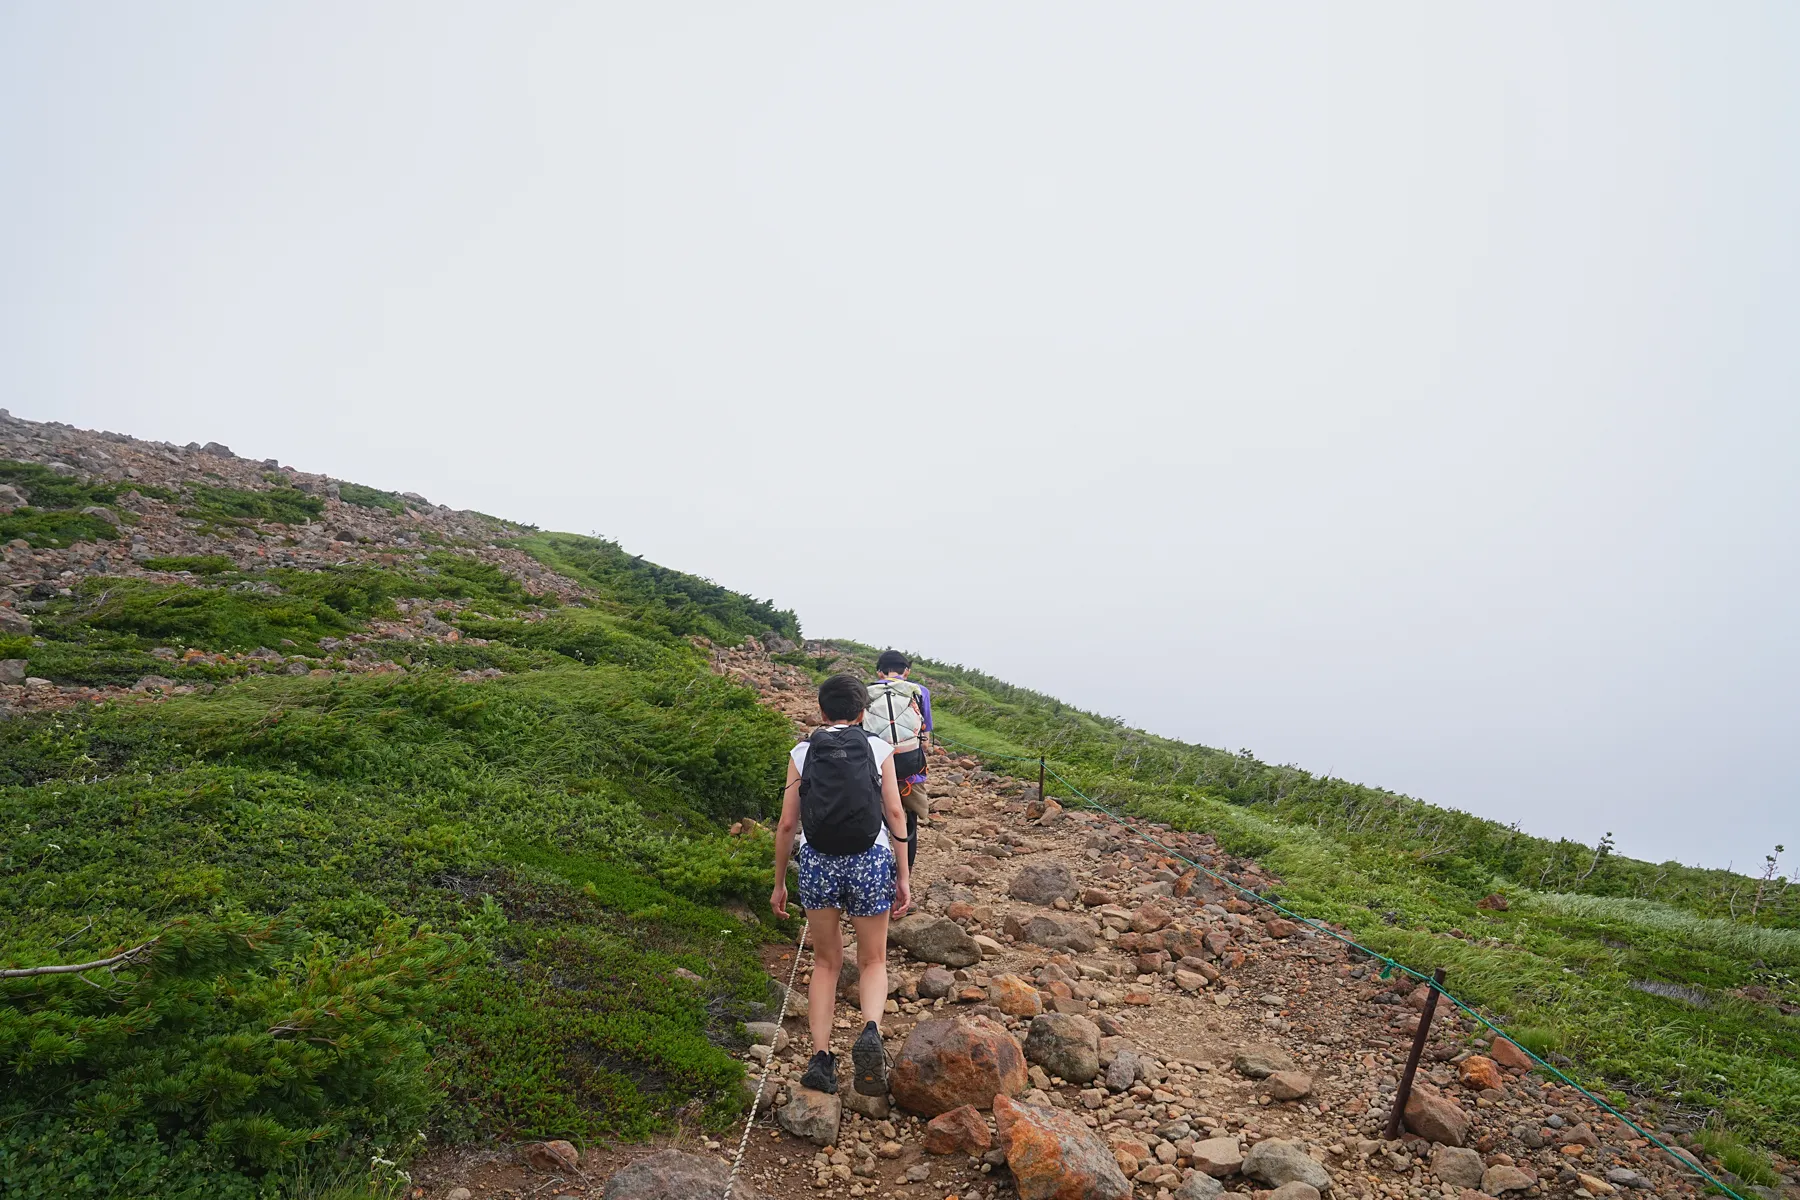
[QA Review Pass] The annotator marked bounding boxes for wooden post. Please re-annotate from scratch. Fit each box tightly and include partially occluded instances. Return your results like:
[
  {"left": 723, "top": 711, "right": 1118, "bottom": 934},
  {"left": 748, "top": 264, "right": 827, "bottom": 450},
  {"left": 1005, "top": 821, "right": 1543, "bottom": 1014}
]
[{"left": 1385, "top": 967, "right": 1446, "bottom": 1141}]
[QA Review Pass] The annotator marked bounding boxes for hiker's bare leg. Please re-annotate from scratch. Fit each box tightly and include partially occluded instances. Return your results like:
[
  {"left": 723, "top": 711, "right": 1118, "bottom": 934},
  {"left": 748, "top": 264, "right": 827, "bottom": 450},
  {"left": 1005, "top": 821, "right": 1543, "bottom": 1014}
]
[
  {"left": 806, "top": 907, "right": 844, "bottom": 1054},
  {"left": 849, "top": 912, "right": 890, "bottom": 1027}
]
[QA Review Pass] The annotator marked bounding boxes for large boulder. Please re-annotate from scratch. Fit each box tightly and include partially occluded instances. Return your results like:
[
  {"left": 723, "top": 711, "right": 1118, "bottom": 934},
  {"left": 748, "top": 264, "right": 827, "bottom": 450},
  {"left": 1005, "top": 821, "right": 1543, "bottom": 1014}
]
[
  {"left": 1241, "top": 1139, "right": 1333, "bottom": 1192},
  {"left": 776, "top": 1087, "right": 841, "bottom": 1146},
  {"left": 891, "top": 916, "right": 982, "bottom": 967},
  {"left": 890, "top": 1016, "right": 1028, "bottom": 1117},
  {"left": 1008, "top": 864, "right": 1077, "bottom": 906},
  {"left": 1022, "top": 1013, "right": 1101, "bottom": 1084},
  {"left": 993, "top": 1094, "right": 1132, "bottom": 1200},
  {"left": 1403, "top": 1083, "right": 1470, "bottom": 1146},
  {"left": 604, "top": 1149, "right": 762, "bottom": 1199}
]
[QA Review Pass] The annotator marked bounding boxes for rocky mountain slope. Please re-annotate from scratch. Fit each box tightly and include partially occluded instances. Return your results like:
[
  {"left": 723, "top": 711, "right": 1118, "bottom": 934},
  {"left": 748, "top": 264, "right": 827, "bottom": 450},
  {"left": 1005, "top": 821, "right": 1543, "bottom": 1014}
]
[{"left": 0, "top": 410, "right": 1792, "bottom": 1200}]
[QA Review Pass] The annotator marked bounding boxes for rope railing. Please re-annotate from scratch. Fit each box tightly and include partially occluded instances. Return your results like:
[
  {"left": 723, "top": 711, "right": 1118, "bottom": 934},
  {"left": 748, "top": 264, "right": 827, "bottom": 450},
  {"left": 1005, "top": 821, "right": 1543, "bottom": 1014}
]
[{"left": 930, "top": 732, "right": 1746, "bottom": 1200}]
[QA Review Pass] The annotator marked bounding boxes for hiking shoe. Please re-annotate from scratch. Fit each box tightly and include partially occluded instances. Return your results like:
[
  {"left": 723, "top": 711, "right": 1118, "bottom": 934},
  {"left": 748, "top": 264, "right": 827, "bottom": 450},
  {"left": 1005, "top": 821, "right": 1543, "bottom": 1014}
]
[
  {"left": 799, "top": 1050, "right": 838, "bottom": 1095},
  {"left": 852, "top": 1021, "right": 888, "bottom": 1095}
]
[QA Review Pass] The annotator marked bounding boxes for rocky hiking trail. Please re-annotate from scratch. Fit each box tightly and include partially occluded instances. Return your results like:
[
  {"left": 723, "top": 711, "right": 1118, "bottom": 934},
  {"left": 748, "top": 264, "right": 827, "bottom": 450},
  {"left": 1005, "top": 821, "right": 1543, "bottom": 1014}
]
[{"left": 505, "top": 640, "right": 1724, "bottom": 1200}]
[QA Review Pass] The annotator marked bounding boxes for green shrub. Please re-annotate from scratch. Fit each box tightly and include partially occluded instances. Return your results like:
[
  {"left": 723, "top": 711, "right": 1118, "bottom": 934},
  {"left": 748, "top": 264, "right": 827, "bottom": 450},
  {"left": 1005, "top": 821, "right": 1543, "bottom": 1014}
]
[
  {"left": 183, "top": 486, "right": 324, "bottom": 526},
  {"left": 0, "top": 506, "right": 120, "bottom": 547},
  {"left": 144, "top": 554, "right": 236, "bottom": 574},
  {"left": 0, "top": 459, "right": 119, "bottom": 509},
  {"left": 1694, "top": 1128, "right": 1780, "bottom": 1187},
  {"left": 338, "top": 483, "right": 406, "bottom": 514},
  {"left": 59, "top": 579, "right": 358, "bottom": 650}
]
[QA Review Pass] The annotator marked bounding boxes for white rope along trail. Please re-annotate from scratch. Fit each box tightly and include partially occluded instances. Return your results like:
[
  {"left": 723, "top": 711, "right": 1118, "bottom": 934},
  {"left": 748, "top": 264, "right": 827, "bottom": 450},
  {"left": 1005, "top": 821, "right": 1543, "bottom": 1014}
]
[{"left": 722, "top": 918, "right": 810, "bottom": 1200}]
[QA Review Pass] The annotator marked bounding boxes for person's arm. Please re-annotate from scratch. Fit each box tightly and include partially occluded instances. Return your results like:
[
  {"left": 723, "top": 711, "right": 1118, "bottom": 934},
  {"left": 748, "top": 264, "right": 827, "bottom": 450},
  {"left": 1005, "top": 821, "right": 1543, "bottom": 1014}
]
[
  {"left": 880, "top": 756, "right": 911, "bottom": 915},
  {"left": 770, "top": 759, "right": 802, "bottom": 918}
]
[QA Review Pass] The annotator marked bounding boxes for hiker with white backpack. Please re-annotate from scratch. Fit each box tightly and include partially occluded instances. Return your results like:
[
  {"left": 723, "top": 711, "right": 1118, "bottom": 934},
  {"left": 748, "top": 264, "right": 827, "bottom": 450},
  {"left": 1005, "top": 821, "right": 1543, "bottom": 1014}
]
[
  {"left": 769, "top": 674, "right": 913, "bottom": 1097},
  {"left": 863, "top": 650, "right": 932, "bottom": 869}
]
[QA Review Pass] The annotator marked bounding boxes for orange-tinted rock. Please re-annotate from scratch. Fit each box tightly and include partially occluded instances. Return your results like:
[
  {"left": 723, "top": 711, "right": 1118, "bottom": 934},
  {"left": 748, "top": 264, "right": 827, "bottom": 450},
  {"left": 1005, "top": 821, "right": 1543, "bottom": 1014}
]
[
  {"left": 1265, "top": 917, "right": 1298, "bottom": 938},
  {"left": 993, "top": 1094, "right": 1132, "bottom": 1200},
  {"left": 1489, "top": 1038, "right": 1534, "bottom": 1070},
  {"left": 989, "top": 974, "right": 1043, "bottom": 1017},
  {"left": 1459, "top": 1055, "right": 1504, "bottom": 1091},
  {"left": 1130, "top": 904, "right": 1174, "bottom": 934},
  {"left": 922, "top": 1104, "right": 993, "bottom": 1155},
  {"left": 890, "top": 1016, "right": 1028, "bottom": 1118},
  {"left": 526, "top": 1140, "right": 580, "bottom": 1173},
  {"left": 1476, "top": 893, "right": 1510, "bottom": 911}
]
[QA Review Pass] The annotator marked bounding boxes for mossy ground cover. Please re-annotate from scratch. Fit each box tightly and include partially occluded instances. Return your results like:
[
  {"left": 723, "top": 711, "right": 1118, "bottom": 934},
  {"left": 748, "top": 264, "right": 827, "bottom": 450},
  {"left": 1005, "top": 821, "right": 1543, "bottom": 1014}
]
[
  {"left": 816, "top": 643, "right": 1800, "bottom": 1163},
  {"left": 1, "top": 534, "right": 798, "bottom": 1198}
]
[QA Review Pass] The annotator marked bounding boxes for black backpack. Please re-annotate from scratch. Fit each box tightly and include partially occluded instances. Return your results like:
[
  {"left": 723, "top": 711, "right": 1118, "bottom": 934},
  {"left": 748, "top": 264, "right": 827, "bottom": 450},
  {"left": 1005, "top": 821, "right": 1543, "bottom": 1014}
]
[{"left": 799, "top": 726, "right": 884, "bottom": 856}]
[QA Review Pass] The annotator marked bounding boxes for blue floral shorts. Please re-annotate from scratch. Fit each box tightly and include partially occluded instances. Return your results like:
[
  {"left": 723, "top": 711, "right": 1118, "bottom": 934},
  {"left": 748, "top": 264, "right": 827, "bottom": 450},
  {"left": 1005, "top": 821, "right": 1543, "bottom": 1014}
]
[{"left": 797, "top": 841, "right": 896, "bottom": 917}]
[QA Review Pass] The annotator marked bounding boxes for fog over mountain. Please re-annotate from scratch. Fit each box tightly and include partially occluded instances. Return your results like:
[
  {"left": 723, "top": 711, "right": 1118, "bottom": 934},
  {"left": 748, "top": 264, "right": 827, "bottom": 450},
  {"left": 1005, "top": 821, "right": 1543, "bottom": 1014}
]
[{"left": 3, "top": 3, "right": 1795, "bottom": 870}]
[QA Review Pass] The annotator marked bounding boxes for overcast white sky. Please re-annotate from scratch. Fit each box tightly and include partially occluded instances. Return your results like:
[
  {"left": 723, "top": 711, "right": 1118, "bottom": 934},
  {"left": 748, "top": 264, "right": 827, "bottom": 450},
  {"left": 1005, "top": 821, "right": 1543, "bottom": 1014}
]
[{"left": 3, "top": 4, "right": 1795, "bottom": 873}]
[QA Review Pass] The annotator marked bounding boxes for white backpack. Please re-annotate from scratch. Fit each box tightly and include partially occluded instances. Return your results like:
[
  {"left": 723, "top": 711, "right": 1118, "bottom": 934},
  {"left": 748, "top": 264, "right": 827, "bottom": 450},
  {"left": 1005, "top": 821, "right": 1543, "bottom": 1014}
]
[{"left": 862, "top": 679, "right": 924, "bottom": 750}]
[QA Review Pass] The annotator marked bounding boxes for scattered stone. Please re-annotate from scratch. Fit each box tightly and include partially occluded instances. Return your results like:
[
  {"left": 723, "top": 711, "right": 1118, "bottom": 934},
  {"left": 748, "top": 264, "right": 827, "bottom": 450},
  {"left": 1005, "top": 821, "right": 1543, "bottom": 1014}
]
[
  {"left": 1023, "top": 1012, "right": 1101, "bottom": 1084},
  {"left": 1009, "top": 863, "right": 1078, "bottom": 905},
  {"left": 1192, "top": 1136, "right": 1245, "bottom": 1177},
  {"left": 1241, "top": 1138, "right": 1332, "bottom": 1192},
  {"left": 0, "top": 659, "right": 26, "bottom": 684},
  {"left": 841, "top": 1084, "right": 890, "bottom": 1120},
  {"left": 1605, "top": 1167, "right": 1649, "bottom": 1190},
  {"left": 1431, "top": 1146, "right": 1486, "bottom": 1188},
  {"left": 890, "top": 1016, "right": 1028, "bottom": 1117},
  {"left": 1476, "top": 893, "right": 1510, "bottom": 911},
  {"left": 603, "top": 1149, "right": 761, "bottom": 1200},
  {"left": 1264, "top": 1070, "right": 1313, "bottom": 1100},
  {"left": 922, "top": 1104, "right": 993, "bottom": 1155},
  {"left": 1482, "top": 1165, "right": 1537, "bottom": 1194},
  {"left": 1265, "top": 917, "right": 1298, "bottom": 938},
  {"left": 776, "top": 1087, "right": 841, "bottom": 1146},
  {"left": 1104, "top": 1048, "right": 1141, "bottom": 1092},
  {"left": 743, "top": 1021, "right": 788, "bottom": 1053},
  {"left": 1177, "top": 1173, "right": 1225, "bottom": 1200},
  {"left": 916, "top": 966, "right": 956, "bottom": 999},
  {"left": 992, "top": 1092, "right": 1132, "bottom": 1200},
  {"left": 891, "top": 915, "right": 982, "bottom": 967},
  {"left": 1268, "top": 1184, "right": 1322, "bottom": 1200},
  {"left": 446, "top": 1190, "right": 473, "bottom": 1200}
]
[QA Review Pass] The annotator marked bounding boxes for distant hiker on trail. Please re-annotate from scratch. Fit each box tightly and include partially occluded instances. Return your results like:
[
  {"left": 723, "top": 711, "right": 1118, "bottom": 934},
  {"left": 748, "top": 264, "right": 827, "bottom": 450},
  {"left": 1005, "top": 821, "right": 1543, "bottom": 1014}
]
[
  {"left": 770, "top": 673, "right": 913, "bottom": 1097},
  {"left": 863, "top": 649, "right": 932, "bottom": 869}
]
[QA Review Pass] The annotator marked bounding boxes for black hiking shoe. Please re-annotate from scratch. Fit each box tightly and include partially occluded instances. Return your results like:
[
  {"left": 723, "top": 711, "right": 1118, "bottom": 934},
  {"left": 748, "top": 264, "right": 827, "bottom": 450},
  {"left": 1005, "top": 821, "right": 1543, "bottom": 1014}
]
[
  {"left": 852, "top": 1021, "right": 888, "bottom": 1095},
  {"left": 800, "top": 1050, "right": 838, "bottom": 1095}
]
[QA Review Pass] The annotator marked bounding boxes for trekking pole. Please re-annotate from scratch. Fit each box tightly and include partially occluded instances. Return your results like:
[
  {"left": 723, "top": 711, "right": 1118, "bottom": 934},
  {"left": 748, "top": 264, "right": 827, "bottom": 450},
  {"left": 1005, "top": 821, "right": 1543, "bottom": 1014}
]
[{"left": 1385, "top": 966, "right": 1446, "bottom": 1140}]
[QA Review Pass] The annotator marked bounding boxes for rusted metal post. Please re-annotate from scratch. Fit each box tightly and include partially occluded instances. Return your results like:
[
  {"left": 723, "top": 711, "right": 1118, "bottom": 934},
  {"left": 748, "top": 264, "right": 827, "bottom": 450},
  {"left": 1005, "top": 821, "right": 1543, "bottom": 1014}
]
[
  {"left": 1038, "top": 756, "right": 1046, "bottom": 805},
  {"left": 1385, "top": 967, "right": 1447, "bottom": 1140}
]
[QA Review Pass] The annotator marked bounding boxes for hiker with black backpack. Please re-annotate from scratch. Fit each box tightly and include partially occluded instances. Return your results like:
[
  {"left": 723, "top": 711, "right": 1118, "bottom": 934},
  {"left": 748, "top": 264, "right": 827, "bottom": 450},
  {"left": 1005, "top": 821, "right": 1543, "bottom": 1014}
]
[
  {"left": 770, "top": 673, "right": 913, "bottom": 1097},
  {"left": 863, "top": 649, "right": 932, "bottom": 868}
]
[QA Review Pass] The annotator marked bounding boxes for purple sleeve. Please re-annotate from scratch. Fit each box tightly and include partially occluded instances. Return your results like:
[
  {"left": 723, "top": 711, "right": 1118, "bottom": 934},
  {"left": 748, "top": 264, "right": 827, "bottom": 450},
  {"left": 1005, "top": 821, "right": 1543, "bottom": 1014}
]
[{"left": 919, "top": 685, "right": 933, "bottom": 731}]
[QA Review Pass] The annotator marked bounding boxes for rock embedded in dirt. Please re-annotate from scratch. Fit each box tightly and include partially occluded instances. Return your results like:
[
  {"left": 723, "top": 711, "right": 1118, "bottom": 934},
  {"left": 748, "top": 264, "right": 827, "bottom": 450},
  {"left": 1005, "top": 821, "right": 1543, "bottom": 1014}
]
[
  {"left": 1013, "top": 914, "right": 1097, "bottom": 954},
  {"left": 841, "top": 1084, "right": 890, "bottom": 1120},
  {"left": 1232, "top": 1045, "right": 1298, "bottom": 1079},
  {"left": 1176, "top": 1172, "right": 1225, "bottom": 1200},
  {"left": 526, "top": 1140, "right": 581, "bottom": 1173},
  {"left": 922, "top": 1103, "right": 993, "bottom": 1155},
  {"left": 1482, "top": 1164, "right": 1538, "bottom": 1194},
  {"left": 603, "top": 1149, "right": 763, "bottom": 1200},
  {"left": 1241, "top": 1138, "right": 1333, "bottom": 1193},
  {"left": 891, "top": 915, "right": 982, "bottom": 967},
  {"left": 993, "top": 1093, "right": 1132, "bottom": 1200},
  {"left": 1023, "top": 1012, "right": 1101, "bottom": 1084},
  {"left": 743, "top": 1021, "right": 788, "bottom": 1053},
  {"left": 1264, "top": 1070, "right": 1313, "bottom": 1100},
  {"left": 776, "top": 1087, "right": 841, "bottom": 1146},
  {"left": 1104, "top": 1047, "right": 1142, "bottom": 1092},
  {"left": 446, "top": 1190, "right": 473, "bottom": 1200},
  {"left": 1403, "top": 1082, "right": 1471, "bottom": 1146},
  {"left": 1130, "top": 903, "right": 1174, "bottom": 933},
  {"left": 890, "top": 1015, "right": 1028, "bottom": 1117},
  {"left": 1192, "top": 1136, "right": 1245, "bottom": 1177},
  {"left": 1431, "top": 1145, "right": 1487, "bottom": 1188},
  {"left": 916, "top": 965, "right": 956, "bottom": 999},
  {"left": 1009, "top": 863, "right": 1078, "bottom": 905}
]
